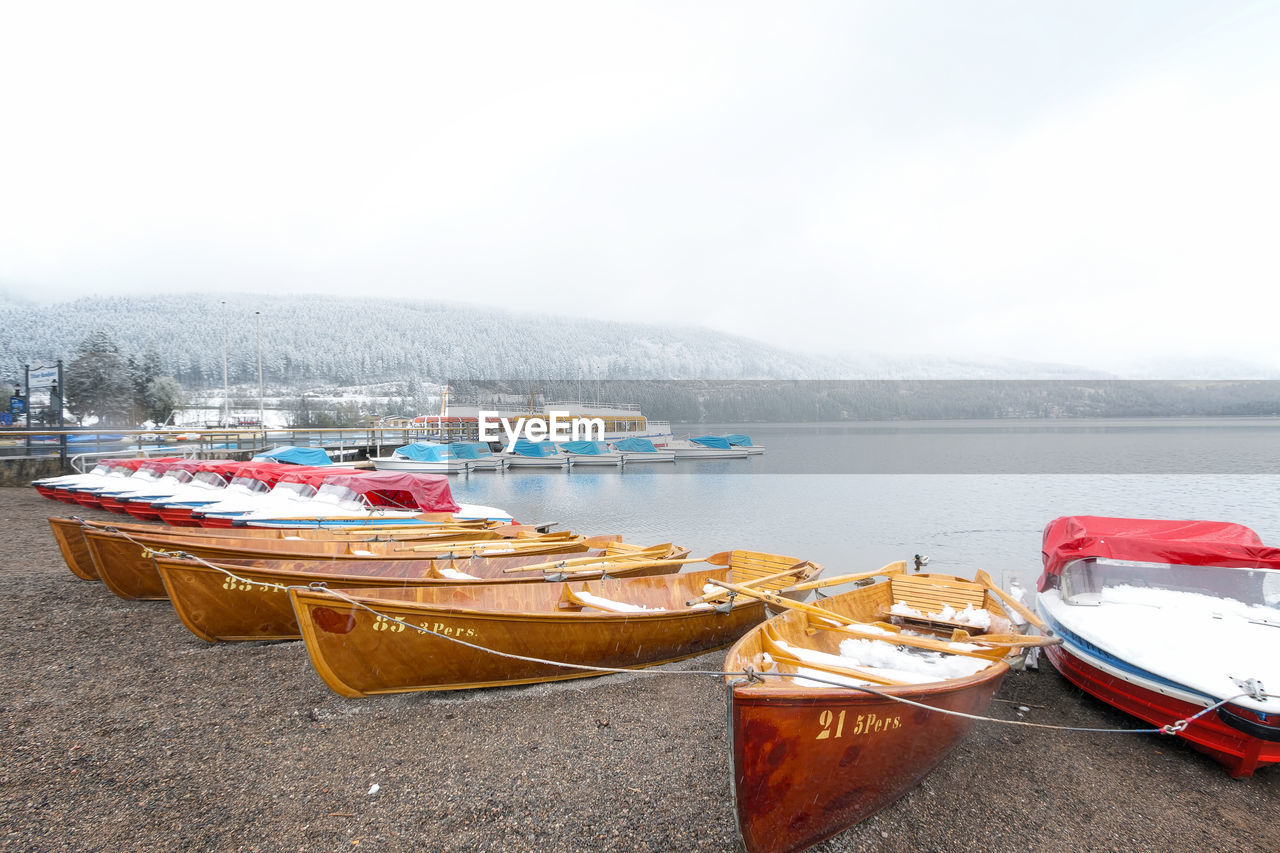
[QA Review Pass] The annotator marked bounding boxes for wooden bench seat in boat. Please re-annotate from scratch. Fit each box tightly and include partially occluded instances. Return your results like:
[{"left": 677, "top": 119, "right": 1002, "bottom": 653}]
[
  {"left": 721, "top": 551, "right": 813, "bottom": 590},
  {"left": 876, "top": 574, "right": 999, "bottom": 635}
]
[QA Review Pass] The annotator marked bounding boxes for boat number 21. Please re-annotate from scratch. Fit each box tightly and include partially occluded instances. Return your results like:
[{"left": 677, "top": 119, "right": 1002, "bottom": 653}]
[{"left": 816, "top": 710, "right": 902, "bottom": 739}]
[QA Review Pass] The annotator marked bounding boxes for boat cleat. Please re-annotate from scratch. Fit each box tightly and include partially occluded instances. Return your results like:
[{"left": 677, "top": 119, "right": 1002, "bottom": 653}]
[{"left": 1231, "top": 677, "right": 1267, "bottom": 703}]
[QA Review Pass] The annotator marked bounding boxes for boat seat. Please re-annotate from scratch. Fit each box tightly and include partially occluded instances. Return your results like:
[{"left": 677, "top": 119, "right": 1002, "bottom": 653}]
[
  {"left": 878, "top": 575, "right": 994, "bottom": 635},
  {"left": 722, "top": 551, "right": 815, "bottom": 594}
]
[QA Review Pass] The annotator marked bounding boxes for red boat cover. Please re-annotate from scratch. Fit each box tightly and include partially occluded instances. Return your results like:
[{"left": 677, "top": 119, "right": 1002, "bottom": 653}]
[
  {"left": 318, "top": 470, "right": 460, "bottom": 513},
  {"left": 275, "top": 468, "right": 336, "bottom": 489},
  {"left": 228, "top": 462, "right": 332, "bottom": 487},
  {"left": 1038, "top": 515, "right": 1280, "bottom": 591},
  {"left": 137, "top": 458, "right": 189, "bottom": 474},
  {"left": 196, "top": 460, "right": 256, "bottom": 477},
  {"left": 109, "top": 457, "right": 180, "bottom": 472}
]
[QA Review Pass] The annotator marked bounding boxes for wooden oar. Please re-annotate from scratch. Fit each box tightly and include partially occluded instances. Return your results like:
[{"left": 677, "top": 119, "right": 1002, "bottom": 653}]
[
  {"left": 759, "top": 630, "right": 909, "bottom": 686},
  {"left": 684, "top": 562, "right": 816, "bottom": 606},
  {"left": 975, "top": 569, "right": 1052, "bottom": 633},
  {"left": 706, "top": 579, "right": 1041, "bottom": 658},
  {"left": 952, "top": 630, "right": 1062, "bottom": 648},
  {"left": 813, "top": 619, "right": 1006, "bottom": 660},
  {"left": 703, "top": 578, "right": 854, "bottom": 624},
  {"left": 397, "top": 535, "right": 579, "bottom": 553},
  {"left": 501, "top": 547, "right": 697, "bottom": 574},
  {"left": 783, "top": 561, "right": 907, "bottom": 594}
]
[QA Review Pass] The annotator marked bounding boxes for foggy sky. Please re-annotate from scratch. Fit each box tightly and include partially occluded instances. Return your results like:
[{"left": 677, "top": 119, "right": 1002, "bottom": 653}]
[{"left": 1, "top": 1, "right": 1277, "bottom": 373}]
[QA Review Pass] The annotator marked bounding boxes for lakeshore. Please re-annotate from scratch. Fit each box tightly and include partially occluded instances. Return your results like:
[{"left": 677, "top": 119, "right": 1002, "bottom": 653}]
[{"left": 1, "top": 487, "right": 1277, "bottom": 852}]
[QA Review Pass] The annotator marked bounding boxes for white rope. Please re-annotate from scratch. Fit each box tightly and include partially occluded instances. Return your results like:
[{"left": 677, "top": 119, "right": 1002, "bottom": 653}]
[{"left": 120, "top": 526, "right": 1278, "bottom": 738}]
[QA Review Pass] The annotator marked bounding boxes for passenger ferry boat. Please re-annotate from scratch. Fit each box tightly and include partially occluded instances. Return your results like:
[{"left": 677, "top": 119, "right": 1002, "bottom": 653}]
[{"left": 386, "top": 394, "right": 674, "bottom": 446}]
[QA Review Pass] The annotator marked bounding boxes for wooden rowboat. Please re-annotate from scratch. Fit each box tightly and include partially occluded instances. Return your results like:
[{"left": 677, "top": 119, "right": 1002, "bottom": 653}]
[
  {"left": 290, "top": 552, "right": 824, "bottom": 696},
  {"left": 48, "top": 516, "right": 510, "bottom": 581},
  {"left": 153, "top": 542, "right": 693, "bottom": 642},
  {"left": 723, "top": 565, "right": 1053, "bottom": 853},
  {"left": 82, "top": 526, "right": 611, "bottom": 601}
]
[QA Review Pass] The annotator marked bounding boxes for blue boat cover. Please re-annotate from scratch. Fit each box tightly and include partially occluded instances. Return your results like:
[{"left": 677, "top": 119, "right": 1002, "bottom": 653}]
[
  {"left": 512, "top": 439, "right": 559, "bottom": 457},
  {"left": 253, "top": 446, "right": 333, "bottom": 465},
  {"left": 722, "top": 434, "right": 754, "bottom": 447},
  {"left": 613, "top": 437, "right": 658, "bottom": 453},
  {"left": 450, "top": 442, "right": 495, "bottom": 460},
  {"left": 691, "top": 435, "right": 732, "bottom": 449},
  {"left": 560, "top": 440, "right": 611, "bottom": 455},
  {"left": 393, "top": 442, "right": 451, "bottom": 462}
]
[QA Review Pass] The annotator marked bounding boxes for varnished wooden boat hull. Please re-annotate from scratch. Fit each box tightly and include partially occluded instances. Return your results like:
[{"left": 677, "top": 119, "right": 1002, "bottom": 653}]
[
  {"left": 290, "top": 565, "right": 811, "bottom": 696},
  {"left": 49, "top": 516, "right": 506, "bottom": 586},
  {"left": 48, "top": 517, "right": 100, "bottom": 581},
  {"left": 728, "top": 669, "right": 1005, "bottom": 853},
  {"left": 154, "top": 545, "right": 689, "bottom": 642},
  {"left": 724, "top": 573, "right": 1017, "bottom": 853},
  {"left": 82, "top": 527, "right": 603, "bottom": 602}
]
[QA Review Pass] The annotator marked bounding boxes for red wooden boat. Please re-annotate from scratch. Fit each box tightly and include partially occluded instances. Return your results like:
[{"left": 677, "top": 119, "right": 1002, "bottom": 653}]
[{"left": 723, "top": 564, "right": 1050, "bottom": 853}]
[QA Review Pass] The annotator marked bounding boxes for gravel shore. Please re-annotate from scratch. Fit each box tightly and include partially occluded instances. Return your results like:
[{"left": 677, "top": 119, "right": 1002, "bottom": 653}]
[{"left": 1, "top": 486, "right": 1275, "bottom": 852}]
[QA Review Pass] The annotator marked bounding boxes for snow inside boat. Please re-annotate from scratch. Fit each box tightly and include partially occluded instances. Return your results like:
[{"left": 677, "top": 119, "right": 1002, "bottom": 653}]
[
  {"left": 1036, "top": 515, "right": 1280, "bottom": 777},
  {"left": 290, "top": 551, "right": 823, "bottom": 696},
  {"left": 724, "top": 563, "right": 1050, "bottom": 853}
]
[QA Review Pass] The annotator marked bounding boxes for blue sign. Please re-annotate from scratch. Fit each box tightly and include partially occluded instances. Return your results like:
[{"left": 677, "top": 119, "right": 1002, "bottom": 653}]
[
  {"left": 9, "top": 396, "right": 24, "bottom": 415},
  {"left": 0, "top": 412, "right": 11, "bottom": 426}
]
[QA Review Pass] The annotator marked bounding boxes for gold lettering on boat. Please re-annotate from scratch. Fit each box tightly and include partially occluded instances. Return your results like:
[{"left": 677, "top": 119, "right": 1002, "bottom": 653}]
[
  {"left": 816, "top": 710, "right": 901, "bottom": 739},
  {"left": 418, "top": 621, "right": 478, "bottom": 639},
  {"left": 372, "top": 616, "right": 405, "bottom": 633}
]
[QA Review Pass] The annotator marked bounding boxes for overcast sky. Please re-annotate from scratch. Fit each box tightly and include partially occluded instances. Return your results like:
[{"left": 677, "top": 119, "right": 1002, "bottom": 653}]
[{"left": 2, "top": 2, "right": 1277, "bottom": 372}]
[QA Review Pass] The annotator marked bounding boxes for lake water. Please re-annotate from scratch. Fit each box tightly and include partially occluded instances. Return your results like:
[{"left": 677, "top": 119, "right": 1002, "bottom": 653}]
[{"left": 446, "top": 419, "right": 1280, "bottom": 590}]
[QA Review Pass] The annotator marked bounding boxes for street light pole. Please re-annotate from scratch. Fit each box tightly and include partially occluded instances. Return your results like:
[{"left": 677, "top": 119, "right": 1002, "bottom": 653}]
[{"left": 255, "top": 311, "right": 264, "bottom": 442}]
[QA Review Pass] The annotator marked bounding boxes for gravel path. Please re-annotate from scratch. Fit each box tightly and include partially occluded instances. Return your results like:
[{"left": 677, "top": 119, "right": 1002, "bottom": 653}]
[{"left": 1, "top": 487, "right": 1275, "bottom": 852}]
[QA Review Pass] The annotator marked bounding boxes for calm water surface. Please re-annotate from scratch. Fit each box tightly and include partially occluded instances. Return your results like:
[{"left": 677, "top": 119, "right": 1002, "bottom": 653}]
[{"left": 448, "top": 419, "right": 1280, "bottom": 588}]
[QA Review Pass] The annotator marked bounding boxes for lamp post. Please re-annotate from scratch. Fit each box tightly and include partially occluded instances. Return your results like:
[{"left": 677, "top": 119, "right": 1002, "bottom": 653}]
[{"left": 255, "top": 311, "right": 264, "bottom": 442}]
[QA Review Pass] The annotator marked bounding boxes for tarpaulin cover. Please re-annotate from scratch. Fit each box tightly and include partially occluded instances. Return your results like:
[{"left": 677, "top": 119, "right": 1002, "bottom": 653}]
[
  {"left": 691, "top": 436, "right": 732, "bottom": 449},
  {"left": 1038, "top": 515, "right": 1279, "bottom": 592},
  {"left": 393, "top": 442, "right": 450, "bottom": 462},
  {"left": 231, "top": 462, "right": 331, "bottom": 487},
  {"left": 511, "top": 439, "right": 559, "bottom": 457},
  {"left": 559, "top": 441, "right": 610, "bottom": 455},
  {"left": 722, "top": 434, "right": 754, "bottom": 447},
  {"left": 274, "top": 468, "right": 338, "bottom": 489},
  {"left": 318, "top": 471, "right": 460, "bottom": 513},
  {"left": 165, "top": 458, "right": 229, "bottom": 474},
  {"left": 253, "top": 446, "right": 333, "bottom": 466},
  {"left": 110, "top": 457, "right": 180, "bottom": 472},
  {"left": 449, "top": 443, "right": 494, "bottom": 460},
  {"left": 138, "top": 458, "right": 189, "bottom": 474},
  {"left": 614, "top": 438, "right": 658, "bottom": 452},
  {"left": 196, "top": 460, "right": 256, "bottom": 477}
]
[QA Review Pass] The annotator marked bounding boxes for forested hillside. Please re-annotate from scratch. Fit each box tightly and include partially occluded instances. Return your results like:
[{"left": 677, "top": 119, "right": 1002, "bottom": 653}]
[{"left": 0, "top": 292, "right": 1093, "bottom": 386}]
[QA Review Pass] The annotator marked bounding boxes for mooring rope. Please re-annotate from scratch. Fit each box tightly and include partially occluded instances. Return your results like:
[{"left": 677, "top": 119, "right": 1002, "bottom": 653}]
[{"left": 113, "top": 526, "right": 1276, "bottom": 738}]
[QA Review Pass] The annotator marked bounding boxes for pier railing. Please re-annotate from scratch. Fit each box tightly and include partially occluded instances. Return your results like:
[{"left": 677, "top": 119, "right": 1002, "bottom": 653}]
[{"left": 0, "top": 425, "right": 491, "bottom": 472}]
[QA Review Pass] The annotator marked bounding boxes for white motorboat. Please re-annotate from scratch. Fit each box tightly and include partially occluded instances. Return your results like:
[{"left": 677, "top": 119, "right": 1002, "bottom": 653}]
[
  {"left": 371, "top": 441, "right": 505, "bottom": 473},
  {"left": 665, "top": 436, "right": 750, "bottom": 459},
  {"left": 501, "top": 439, "right": 569, "bottom": 469},
  {"left": 722, "top": 433, "right": 766, "bottom": 455},
  {"left": 1036, "top": 515, "right": 1280, "bottom": 778},
  {"left": 558, "top": 440, "right": 625, "bottom": 466},
  {"left": 610, "top": 437, "right": 675, "bottom": 463}
]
